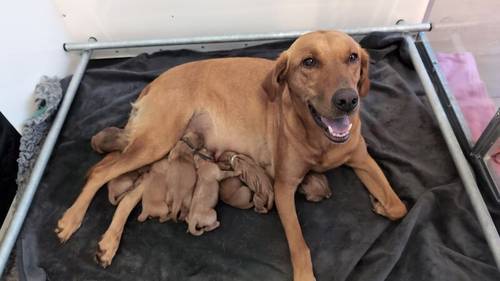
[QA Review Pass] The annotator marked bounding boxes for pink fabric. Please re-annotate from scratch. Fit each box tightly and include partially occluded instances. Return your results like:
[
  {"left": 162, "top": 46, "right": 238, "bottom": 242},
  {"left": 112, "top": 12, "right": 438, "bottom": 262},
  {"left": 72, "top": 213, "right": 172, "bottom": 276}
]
[
  {"left": 436, "top": 52, "right": 499, "bottom": 169},
  {"left": 436, "top": 53, "right": 496, "bottom": 141}
]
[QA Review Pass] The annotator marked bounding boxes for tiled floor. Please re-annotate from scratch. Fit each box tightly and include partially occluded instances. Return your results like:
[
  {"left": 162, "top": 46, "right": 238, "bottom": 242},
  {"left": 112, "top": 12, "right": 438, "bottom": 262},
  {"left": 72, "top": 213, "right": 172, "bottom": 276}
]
[{"left": 427, "top": 0, "right": 500, "bottom": 105}]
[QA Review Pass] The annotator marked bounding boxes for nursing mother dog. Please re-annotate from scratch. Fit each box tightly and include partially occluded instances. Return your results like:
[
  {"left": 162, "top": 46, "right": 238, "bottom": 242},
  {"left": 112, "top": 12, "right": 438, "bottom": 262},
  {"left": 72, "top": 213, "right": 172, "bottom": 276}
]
[{"left": 56, "top": 30, "right": 407, "bottom": 280}]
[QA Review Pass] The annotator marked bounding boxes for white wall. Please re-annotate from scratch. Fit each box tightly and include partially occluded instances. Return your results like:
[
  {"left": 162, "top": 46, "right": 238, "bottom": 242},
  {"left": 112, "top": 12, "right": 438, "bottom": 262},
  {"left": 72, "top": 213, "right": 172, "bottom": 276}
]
[
  {"left": 1, "top": 0, "right": 429, "bottom": 131},
  {"left": 57, "top": 0, "right": 428, "bottom": 42},
  {"left": 0, "top": 0, "right": 77, "bottom": 131}
]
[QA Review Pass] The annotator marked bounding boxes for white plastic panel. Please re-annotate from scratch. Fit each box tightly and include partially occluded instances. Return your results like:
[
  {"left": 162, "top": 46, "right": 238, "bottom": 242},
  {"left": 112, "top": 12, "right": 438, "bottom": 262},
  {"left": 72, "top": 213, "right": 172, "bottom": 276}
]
[
  {"left": 0, "top": 0, "right": 77, "bottom": 131},
  {"left": 55, "top": 0, "right": 428, "bottom": 42}
]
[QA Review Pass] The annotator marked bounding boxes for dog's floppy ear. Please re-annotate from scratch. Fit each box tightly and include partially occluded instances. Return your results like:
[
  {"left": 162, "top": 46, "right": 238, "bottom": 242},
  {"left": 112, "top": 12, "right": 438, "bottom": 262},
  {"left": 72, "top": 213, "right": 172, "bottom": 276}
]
[
  {"left": 262, "top": 51, "right": 289, "bottom": 101},
  {"left": 358, "top": 48, "right": 370, "bottom": 97}
]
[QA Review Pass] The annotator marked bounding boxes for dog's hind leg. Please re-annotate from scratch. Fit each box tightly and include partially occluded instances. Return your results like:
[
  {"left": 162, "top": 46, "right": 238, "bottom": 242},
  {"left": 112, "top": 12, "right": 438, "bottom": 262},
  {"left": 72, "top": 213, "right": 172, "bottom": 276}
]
[
  {"left": 56, "top": 101, "right": 193, "bottom": 242},
  {"left": 55, "top": 139, "right": 168, "bottom": 242},
  {"left": 96, "top": 179, "right": 144, "bottom": 268}
]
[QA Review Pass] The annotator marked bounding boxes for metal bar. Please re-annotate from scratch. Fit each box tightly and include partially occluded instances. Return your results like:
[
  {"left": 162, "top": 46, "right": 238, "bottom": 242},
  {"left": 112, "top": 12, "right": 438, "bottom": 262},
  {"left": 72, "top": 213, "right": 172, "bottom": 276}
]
[
  {"left": 471, "top": 157, "right": 500, "bottom": 203},
  {"left": 404, "top": 35, "right": 500, "bottom": 268},
  {"left": 472, "top": 109, "right": 500, "bottom": 157},
  {"left": 63, "top": 23, "right": 432, "bottom": 52},
  {"left": 0, "top": 50, "right": 92, "bottom": 276},
  {"left": 422, "top": 0, "right": 436, "bottom": 23},
  {"left": 416, "top": 33, "right": 500, "bottom": 204},
  {"left": 417, "top": 32, "right": 474, "bottom": 147}
]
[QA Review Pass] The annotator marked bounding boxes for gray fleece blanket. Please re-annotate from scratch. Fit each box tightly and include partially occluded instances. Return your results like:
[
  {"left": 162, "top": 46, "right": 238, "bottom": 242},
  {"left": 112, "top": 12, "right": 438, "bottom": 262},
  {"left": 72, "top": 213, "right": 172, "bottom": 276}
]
[{"left": 16, "top": 33, "right": 500, "bottom": 281}]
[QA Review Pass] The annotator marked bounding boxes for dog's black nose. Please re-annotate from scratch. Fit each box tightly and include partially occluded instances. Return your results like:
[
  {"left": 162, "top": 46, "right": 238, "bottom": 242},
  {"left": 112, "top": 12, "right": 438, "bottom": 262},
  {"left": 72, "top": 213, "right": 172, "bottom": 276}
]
[{"left": 332, "top": 88, "right": 358, "bottom": 113}]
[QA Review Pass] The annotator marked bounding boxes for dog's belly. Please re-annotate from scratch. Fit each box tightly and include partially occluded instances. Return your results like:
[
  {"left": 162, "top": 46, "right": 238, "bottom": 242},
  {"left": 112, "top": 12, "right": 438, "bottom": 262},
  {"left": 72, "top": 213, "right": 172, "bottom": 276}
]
[
  {"left": 187, "top": 107, "right": 275, "bottom": 177},
  {"left": 147, "top": 57, "right": 278, "bottom": 176}
]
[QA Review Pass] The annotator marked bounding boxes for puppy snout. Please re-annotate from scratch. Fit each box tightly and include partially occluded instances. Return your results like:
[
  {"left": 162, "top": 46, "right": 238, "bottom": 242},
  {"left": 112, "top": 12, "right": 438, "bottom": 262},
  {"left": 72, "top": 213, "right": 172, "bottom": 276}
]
[{"left": 332, "top": 88, "right": 358, "bottom": 113}]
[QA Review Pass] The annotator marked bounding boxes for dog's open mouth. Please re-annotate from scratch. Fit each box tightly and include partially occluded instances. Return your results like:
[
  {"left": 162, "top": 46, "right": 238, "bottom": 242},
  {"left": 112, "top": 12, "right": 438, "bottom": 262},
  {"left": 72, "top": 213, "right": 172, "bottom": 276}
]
[{"left": 308, "top": 103, "right": 352, "bottom": 143}]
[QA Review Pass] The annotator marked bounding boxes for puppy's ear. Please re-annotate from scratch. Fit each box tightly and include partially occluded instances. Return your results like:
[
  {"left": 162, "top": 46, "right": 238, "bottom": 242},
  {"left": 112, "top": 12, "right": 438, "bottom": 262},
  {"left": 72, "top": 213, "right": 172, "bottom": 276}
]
[
  {"left": 358, "top": 48, "right": 370, "bottom": 97},
  {"left": 262, "top": 51, "right": 289, "bottom": 101}
]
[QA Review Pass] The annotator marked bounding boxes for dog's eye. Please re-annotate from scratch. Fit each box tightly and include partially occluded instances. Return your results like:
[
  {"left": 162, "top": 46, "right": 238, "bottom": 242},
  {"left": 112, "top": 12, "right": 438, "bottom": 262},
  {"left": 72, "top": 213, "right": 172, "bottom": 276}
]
[
  {"left": 348, "top": 53, "right": 359, "bottom": 64},
  {"left": 302, "top": 57, "right": 317, "bottom": 68}
]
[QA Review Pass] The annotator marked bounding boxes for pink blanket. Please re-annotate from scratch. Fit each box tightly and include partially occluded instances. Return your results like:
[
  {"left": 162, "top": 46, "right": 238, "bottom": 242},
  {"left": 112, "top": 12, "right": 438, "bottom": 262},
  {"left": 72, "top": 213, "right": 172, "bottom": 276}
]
[{"left": 436, "top": 52, "right": 499, "bottom": 167}]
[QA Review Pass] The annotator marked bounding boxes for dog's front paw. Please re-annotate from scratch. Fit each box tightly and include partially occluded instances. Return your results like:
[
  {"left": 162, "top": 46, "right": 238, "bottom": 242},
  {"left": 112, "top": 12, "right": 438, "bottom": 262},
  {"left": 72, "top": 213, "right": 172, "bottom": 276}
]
[
  {"left": 95, "top": 231, "right": 120, "bottom": 268},
  {"left": 54, "top": 207, "right": 83, "bottom": 243},
  {"left": 370, "top": 196, "right": 407, "bottom": 220}
]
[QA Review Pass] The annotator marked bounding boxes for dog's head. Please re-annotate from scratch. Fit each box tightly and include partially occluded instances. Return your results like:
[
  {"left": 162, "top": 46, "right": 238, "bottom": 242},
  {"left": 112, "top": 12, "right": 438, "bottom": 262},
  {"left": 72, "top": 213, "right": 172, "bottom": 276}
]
[{"left": 264, "top": 30, "right": 370, "bottom": 144}]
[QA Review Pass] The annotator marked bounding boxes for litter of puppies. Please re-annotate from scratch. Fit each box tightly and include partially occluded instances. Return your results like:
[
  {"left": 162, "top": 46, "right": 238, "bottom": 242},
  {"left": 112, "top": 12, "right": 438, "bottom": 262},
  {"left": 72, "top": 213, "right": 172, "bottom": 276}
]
[{"left": 89, "top": 126, "right": 328, "bottom": 266}]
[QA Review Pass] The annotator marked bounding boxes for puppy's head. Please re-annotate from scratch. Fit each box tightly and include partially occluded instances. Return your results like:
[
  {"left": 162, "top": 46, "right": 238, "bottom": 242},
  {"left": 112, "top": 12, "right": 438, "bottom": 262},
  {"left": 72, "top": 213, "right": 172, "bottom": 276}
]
[
  {"left": 182, "top": 131, "right": 204, "bottom": 150},
  {"left": 264, "top": 30, "right": 370, "bottom": 144},
  {"left": 217, "top": 151, "right": 238, "bottom": 170}
]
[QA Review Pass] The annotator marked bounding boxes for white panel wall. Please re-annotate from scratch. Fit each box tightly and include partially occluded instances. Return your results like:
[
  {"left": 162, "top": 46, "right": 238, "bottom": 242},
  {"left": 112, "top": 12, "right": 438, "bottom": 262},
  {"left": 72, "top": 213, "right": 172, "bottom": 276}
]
[
  {"left": 1, "top": 0, "right": 428, "bottom": 131},
  {"left": 0, "top": 0, "right": 77, "bottom": 131},
  {"left": 56, "top": 0, "right": 428, "bottom": 42}
]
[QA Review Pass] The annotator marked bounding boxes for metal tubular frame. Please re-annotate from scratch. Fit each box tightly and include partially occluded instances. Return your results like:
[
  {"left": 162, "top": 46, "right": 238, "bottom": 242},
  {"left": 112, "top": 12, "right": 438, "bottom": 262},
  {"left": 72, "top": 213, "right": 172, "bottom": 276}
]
[
  {"left": 1, "top": 22, "right": 499, "bottom": 276},
  {"left": 416, "top": 32, "right": 500, "bottom": 204},
  {"left": 472, "top": 109, "right": 500, "bottom": 157},
  {"left": 405, "top": 35, "right": 500, "bottom": 268},
  {"left": 0, "top": 50, "right": 92, "bottom": 276},
  {"left": 63, "top": 23, "right": 431, "bottom": 52},
  {"left": 416, "top": 33, "right": 473, "bottom": 147},
  {"left": 470, "top": 109, "right": 500, "bottom": 203}
]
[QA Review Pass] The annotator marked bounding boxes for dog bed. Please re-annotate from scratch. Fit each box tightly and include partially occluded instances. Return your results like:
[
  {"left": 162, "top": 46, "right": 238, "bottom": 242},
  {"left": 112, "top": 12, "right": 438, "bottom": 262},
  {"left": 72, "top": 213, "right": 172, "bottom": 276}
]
[{"left": 15, "top": 33, "right": 500, "bottom": 281}]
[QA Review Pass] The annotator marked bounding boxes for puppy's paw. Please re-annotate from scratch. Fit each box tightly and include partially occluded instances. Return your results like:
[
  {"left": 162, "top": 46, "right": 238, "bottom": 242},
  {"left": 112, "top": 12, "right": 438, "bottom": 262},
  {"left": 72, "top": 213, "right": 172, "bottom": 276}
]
[
  {"left": 55, "top": 208, "right": 82, "bottom": 243},
  {"left": 204, "top": 220, "right": 220, "bottom": 233},
  {"left": 303, "top": 187, "right": 332, "bottom": 202},
  {"left": 95, "top": 231, "right": 120, "bottom": 268},
  {"left": 299, "top": 173, "right": 331, "bottom": 202},
  {"left": 253, "top": 190, "right": 274, "bottom": 213},
  {"left": 253, "top": 197, "right": 268, "bottom": 214},
  {"left": 137, "top": 213, "right": 148, "bottom": 222},
  {"left": 370, "top": 195, "right": 407, "bottom": 221}
]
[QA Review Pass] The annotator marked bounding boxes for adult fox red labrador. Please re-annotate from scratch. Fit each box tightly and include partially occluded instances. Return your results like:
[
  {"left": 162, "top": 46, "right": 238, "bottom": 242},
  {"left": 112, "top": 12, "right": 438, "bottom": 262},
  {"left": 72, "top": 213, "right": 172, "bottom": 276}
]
[{"left": 56, "top": 30, "right": 407, "bottom": 280}]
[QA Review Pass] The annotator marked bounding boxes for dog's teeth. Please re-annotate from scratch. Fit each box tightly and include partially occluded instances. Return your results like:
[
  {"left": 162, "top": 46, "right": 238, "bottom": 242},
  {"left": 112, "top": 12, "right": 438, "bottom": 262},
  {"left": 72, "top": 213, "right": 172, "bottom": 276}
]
[{"left": 328, "top": 126, "right": 335, "bottom": 136}]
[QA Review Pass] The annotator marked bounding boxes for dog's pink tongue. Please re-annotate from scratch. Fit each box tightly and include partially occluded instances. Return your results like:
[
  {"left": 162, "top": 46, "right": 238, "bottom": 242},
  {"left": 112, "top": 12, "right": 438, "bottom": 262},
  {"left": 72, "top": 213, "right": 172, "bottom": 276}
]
[{"left": 320, "top": 115, "right": 350, "bottom": 134}]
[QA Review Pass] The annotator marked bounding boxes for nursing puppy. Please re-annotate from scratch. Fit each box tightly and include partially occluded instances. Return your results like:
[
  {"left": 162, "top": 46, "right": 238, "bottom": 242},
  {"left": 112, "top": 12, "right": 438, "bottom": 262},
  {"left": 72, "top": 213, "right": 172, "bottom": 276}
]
[
  {"left": 187, "top": 149, "right": 240, "bottom": 236},
  {"left": 164, "top": 132, "right": 204, "bottom": 221},
  {"left": 218, "top": 153, "right": 331, "bottom": 209},
  {"left": 90, "top": 127, "right": 147, "bottom": 205},
  {"left": 217, "top": 151, "right": 273, "bottom": 213},
  {"left": 298, "top": 172, "right": 332, "bottom": 202},
  {"left": 95, "top": 131, "right": 202, "bottom": 267},
  {"left": 91, "top": 126, "right": 128, "bottom": 154},
  {"left": 58, "top": 31, "right": 408, "bottom": 280},
  {"left": 137, "top": 157, "right": 170, "bottom": 222},
  {"left": 138, "top": 132, "right": 203, "bottom": 222},
  {"left": 219, "top": 177, "right": 254, "bottom": 209},
  {"left": 106, "top": 169, "right": 145, "bottom": 205}
]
